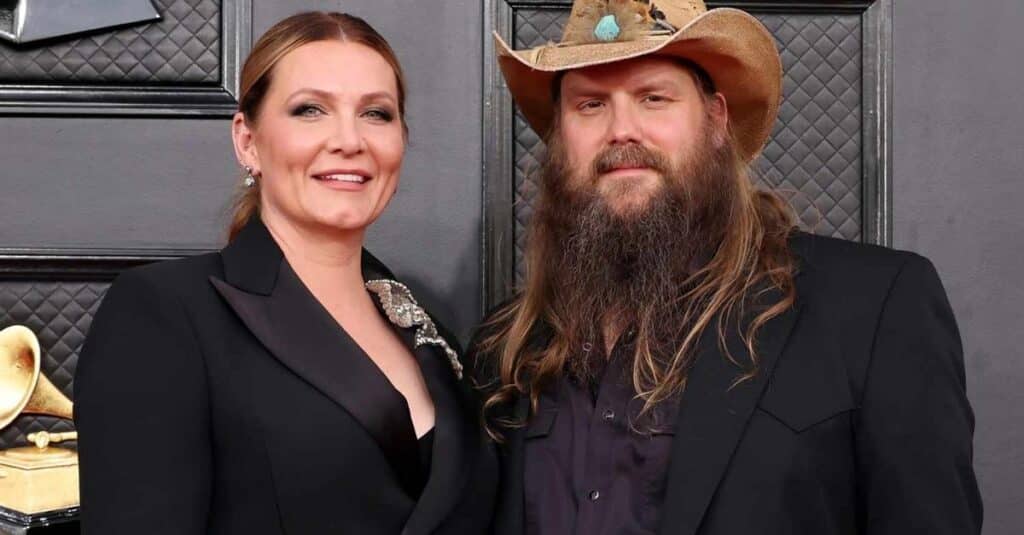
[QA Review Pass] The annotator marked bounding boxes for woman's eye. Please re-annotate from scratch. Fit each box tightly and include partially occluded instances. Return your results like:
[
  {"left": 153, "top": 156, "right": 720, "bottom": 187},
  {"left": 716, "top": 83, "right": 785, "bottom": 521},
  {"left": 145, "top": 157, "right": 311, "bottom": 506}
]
[
  {"left": 291, "top": 104, "right": 324, "bottom": 118},
  {"left": 363, "top": 108, "right": 394, "bottom": 122}
]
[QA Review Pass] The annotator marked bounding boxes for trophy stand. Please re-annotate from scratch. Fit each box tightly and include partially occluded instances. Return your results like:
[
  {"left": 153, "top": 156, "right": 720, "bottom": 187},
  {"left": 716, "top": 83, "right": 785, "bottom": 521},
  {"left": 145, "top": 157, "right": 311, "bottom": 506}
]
[{"left": 0, "top": 326, "right": 80, "bottom": 534}]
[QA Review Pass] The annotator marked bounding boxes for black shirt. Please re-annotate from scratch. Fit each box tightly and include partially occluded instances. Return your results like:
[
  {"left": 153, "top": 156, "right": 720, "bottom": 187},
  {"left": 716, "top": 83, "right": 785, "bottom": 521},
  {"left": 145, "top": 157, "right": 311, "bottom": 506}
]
[{"left": 523, "top": 340, "right": 680, "bottom": 535}]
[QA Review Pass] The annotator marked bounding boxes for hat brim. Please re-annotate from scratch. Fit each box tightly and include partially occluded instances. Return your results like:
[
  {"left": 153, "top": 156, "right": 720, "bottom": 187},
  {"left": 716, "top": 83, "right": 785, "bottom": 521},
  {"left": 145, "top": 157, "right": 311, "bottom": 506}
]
[{"left": 495, "top": 8, "right": 782, "bottom": 163}]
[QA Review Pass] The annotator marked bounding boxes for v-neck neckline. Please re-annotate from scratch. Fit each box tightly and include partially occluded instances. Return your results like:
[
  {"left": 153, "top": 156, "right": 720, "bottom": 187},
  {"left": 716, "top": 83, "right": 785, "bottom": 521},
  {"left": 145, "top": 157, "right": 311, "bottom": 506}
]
[{"left": 283, "top": 259, "right": 423, "bottom": 436}]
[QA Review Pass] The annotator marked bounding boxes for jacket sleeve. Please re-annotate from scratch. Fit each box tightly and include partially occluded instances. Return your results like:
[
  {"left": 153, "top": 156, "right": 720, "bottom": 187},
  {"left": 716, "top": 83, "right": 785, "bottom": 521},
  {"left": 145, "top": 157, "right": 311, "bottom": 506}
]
[
  {"left": 856, "top": 254, "right": 983, "bottom": 534},
  {"left": 73, "top": 269, "right": 212, "bottom": 534}
]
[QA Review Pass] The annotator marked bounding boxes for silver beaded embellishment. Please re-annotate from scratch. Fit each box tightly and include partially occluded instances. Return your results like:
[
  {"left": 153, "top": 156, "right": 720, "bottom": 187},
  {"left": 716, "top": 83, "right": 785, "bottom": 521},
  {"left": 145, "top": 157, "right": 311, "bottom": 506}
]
[{"left": 365, "top": 279, "right": 464, "bottom": 379}]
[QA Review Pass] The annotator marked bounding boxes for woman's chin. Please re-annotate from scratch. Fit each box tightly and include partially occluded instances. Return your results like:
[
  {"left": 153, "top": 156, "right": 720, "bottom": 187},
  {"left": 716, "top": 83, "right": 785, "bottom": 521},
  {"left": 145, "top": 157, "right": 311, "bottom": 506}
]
[{"left": 305, "top": 212, "right": 374, "bottom": 235}]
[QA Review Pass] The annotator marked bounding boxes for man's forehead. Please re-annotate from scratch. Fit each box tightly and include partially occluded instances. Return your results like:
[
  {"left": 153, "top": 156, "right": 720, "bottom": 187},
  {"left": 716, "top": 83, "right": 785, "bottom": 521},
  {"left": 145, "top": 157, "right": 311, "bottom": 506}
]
[{"left": 560, "top": 56, "right": 698, "bottom": 93}]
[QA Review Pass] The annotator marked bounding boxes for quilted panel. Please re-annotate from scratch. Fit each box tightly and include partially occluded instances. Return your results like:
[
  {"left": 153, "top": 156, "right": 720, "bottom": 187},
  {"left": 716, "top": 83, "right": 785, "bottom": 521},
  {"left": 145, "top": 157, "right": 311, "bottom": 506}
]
[
  {"left": 512, "top": 8, "right": 567, "bottom": 283},
  {"left": 756, "top": 13, "right": 862, "bottom": 241},
  {"left": 0, "top": 0, "right": 220, "bottom": 83},
  {"left": 510, "top": 7, "right": 864, "bottom": 281},
  {"left": 0, "top": 281, "right": 109, "bottom": 450}
]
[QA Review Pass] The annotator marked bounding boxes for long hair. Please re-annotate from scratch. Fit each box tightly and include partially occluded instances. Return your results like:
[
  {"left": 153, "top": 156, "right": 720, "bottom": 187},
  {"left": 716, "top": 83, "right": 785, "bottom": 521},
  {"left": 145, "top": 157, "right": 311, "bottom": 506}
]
[
  {"left": 226, "top": 12, "right": 408, "bottom": 242},
  {"left": 477, "top": 90, "right": 798, "bottom": 437}
]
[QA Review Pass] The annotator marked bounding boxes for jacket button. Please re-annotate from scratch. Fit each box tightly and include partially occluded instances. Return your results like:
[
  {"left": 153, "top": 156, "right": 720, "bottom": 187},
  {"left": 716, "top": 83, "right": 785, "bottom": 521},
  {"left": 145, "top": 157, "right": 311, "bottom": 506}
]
[
  {"left": 589, "top": 490, "right": 601, "bottom": 501},
  {"left": 602, "top": 409, "right": 615, "bottom": 421}
]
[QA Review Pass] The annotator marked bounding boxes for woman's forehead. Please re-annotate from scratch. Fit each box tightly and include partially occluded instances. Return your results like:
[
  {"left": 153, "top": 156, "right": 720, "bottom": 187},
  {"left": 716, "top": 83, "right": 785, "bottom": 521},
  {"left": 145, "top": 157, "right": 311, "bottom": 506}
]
[{"left": 270, "top": 40, "right": 399, "bottom": 99}]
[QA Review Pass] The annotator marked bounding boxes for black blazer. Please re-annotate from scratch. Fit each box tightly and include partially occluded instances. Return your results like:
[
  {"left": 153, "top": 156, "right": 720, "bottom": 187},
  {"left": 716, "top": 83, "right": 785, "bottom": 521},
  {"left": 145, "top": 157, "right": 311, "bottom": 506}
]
[
  {"left": 471, "top": 232, "right": 982, "bottom": 535},
  {"left": 74, "top": 219, "right": 498, "bottom": 534}
]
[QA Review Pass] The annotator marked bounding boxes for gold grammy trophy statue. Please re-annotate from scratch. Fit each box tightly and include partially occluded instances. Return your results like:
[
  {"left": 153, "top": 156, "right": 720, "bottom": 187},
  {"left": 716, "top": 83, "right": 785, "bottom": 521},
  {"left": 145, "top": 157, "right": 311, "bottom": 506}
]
[{"left": 0, "top": 325, "right": 79, "bottom": 516}]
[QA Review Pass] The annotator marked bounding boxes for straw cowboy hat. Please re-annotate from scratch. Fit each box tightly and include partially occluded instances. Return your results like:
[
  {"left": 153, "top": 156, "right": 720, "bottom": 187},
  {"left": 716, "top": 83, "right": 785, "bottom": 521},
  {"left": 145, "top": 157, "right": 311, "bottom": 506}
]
[{"left": 494, "top": 0, "right": 782, "bottom": 162}]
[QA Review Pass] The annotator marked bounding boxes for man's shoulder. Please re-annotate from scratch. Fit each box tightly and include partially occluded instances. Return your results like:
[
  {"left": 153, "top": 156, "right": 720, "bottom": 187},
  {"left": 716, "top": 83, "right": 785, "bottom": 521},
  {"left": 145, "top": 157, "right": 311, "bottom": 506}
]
[
  {"left": 788, "top": 231, "right": 942, "bottom": 306},
  {"left": 789, "top": 231, "right": 916, "bottom": 267},
  {"left": 466, "top": 297, "right": 527, "bottom": 388},
  {"left": 477, "top": 297, "right": 518, "bottom": 331},
  {"left": 790, "top": 231, "right": 927, "bottom": 277}
]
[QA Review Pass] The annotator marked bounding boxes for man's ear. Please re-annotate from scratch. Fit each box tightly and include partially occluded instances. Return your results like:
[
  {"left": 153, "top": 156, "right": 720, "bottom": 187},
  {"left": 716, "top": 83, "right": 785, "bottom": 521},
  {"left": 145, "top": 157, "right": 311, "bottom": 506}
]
[
  {"left": 707, "top": 92, "right": 729, "bottom": 147},
  {"left": 232, "top": 112, "right": 260, "bottom": 173}
]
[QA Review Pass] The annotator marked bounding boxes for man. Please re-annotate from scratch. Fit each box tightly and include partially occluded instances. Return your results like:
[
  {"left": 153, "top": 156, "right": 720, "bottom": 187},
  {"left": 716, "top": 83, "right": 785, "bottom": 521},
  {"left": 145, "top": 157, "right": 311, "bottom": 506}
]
[{"left": 469, "top": 1, "right": 983, "bottom": 534}]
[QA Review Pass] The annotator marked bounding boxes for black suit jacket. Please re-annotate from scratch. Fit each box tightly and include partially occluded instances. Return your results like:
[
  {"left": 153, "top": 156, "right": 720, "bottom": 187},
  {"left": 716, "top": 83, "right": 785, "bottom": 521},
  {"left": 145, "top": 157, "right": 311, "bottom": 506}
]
[
  {"left": 471, "top": 232, "right": 982, "bottom": 535},
  {"left": 74, "top": 219, "right": 498, "bottom": 534}
]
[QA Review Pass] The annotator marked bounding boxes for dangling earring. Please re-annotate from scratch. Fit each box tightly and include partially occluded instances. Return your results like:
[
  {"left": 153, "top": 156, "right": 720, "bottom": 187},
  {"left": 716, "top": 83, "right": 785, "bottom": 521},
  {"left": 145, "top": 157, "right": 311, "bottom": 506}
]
[{"left": 243, "top": 166, "right": 257, "bottom": 188}]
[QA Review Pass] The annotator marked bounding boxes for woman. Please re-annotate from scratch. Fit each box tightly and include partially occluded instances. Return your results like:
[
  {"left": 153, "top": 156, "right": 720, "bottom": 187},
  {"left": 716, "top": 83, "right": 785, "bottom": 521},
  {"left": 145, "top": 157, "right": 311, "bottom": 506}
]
[{"left": 73, "top": 12, "right": 497, "bottom": 534}]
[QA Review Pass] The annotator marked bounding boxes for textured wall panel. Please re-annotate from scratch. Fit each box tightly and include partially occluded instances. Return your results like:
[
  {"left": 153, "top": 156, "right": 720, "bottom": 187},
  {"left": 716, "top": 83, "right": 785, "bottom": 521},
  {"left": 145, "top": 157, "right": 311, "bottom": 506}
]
[
  {"left": 0, "top": 281, "right": 108, "bottom": 450},
  {"left": 509, "top": 7, "right": 864, "bottom": 280},
  {"left": 0, "top": 0, "right": 221, "bottom": 84},
  {"left": 758, "top": 13, "right": 863, "bottom": 240}
]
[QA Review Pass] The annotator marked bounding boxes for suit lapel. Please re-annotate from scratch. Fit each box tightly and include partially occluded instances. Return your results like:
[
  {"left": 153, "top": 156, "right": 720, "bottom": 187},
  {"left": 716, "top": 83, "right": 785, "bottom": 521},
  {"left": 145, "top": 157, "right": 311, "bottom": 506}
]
[
  {"left": 658, "top": 296, "right": 802, "bottom": 535},
  {"left": 355, "top": 252, "right": 482, "bottom": 534},
  {"left": 211, "top": 219, "right": 422, "bottom": 496},
  {"left": 398, "top": 337, "right": 478, "bottom": 535}
]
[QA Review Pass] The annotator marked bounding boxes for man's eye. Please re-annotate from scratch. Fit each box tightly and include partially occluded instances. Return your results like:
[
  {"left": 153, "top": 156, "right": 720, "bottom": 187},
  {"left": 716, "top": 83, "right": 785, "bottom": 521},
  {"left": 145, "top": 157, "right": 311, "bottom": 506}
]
[
  {"left": 579, "top": 100, "right": 604, "bottom": 111},
  {"left": 643, "top": 95, "right": 667, "bottom": 103}
]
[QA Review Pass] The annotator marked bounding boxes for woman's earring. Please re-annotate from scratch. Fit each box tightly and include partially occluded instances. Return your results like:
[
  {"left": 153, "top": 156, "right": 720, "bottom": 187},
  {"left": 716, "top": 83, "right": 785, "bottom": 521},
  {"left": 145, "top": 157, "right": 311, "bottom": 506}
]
[{"left": 243, "top": 166, "right": 257, "bottom": 188}]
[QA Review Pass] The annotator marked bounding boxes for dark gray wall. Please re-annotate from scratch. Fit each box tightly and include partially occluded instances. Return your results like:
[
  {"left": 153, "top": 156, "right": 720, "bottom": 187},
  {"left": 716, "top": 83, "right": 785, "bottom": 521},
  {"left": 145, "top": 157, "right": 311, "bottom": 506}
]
[
  {"left": 0, "top": 0, "right": 484, "bottom": 338},
  {"left": 894, "top": 0, "right": 1024, "bottom": 532}
]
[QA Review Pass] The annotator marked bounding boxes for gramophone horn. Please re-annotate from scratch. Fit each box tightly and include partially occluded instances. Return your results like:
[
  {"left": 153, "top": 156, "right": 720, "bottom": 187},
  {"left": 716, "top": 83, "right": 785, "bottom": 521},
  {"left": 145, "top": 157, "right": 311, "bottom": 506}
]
[{"left": 0, "top": 325, "right": 73, "bottom": 430}]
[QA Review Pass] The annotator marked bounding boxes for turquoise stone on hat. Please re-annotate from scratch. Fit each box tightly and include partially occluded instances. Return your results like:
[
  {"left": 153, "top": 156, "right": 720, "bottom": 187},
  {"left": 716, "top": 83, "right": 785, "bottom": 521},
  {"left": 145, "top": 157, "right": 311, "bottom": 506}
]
[{"left": 593, "top": 14, "right": 621, "bottom": 42}]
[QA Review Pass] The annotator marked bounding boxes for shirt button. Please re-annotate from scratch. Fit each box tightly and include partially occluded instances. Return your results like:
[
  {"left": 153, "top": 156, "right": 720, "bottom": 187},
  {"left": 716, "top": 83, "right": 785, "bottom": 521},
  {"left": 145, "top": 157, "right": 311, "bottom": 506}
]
[
  {"left": 589, "top": 490, "right": 601, "bottom": 501},
  {"left": 602, "top": 409, "right": 615, "bottom": 421}
]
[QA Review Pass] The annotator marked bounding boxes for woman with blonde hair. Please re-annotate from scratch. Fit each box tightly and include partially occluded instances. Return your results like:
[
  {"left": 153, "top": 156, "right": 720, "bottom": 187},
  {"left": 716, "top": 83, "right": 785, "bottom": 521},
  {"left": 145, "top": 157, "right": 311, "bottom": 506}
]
[{"left": 74, "top": 12, "right": 497, "bottom": 534}]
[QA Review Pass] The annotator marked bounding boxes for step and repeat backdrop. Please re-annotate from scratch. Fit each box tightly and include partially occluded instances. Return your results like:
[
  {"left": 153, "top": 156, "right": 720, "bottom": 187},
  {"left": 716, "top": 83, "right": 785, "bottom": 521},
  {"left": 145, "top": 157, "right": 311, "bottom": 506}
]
[
  {"left": 3, "top": 0, "right": 892, "bottom": 462},
  {"left": 0, "top": 0, "right": 251, "bottom": 451},
  {"left": 3, "top": 1, "right": 1021, "bottom": 531}
]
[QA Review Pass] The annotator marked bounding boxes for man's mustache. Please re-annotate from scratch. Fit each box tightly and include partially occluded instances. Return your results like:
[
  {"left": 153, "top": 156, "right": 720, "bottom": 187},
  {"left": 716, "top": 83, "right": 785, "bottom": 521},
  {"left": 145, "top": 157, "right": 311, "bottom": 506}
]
[{"left": 592, "top": 143, "right": 673, "bottom": 178}]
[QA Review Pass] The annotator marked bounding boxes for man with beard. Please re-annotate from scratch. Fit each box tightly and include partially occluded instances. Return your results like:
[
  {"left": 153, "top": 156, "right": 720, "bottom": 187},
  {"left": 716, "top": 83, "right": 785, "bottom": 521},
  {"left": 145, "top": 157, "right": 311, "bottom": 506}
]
[{"left": 469, "top": 1, "right": 982, "bottom": 534}]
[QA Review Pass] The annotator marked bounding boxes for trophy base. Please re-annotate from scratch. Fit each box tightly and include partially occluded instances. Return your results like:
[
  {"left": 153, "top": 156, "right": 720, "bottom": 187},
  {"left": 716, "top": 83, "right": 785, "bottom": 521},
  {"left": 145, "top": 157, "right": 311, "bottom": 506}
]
[
  {"left": 0, "top": 506, "right": 78, "bottom": 535},
  {"left": 0, "top": 447, "right": 79, "bottom": 517}
]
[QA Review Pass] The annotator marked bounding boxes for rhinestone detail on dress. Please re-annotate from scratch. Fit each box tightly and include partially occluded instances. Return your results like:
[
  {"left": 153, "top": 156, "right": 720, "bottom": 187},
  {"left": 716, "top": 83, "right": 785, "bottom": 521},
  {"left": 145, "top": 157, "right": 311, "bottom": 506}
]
[{"left": 365, "top": 279, "right": 464, "bottom": 379}]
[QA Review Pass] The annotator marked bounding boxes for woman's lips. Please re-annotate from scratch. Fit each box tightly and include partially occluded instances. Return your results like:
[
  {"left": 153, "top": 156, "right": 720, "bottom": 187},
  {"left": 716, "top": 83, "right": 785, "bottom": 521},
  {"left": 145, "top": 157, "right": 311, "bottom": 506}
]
[
  {"left": 311, "top": 172, "right": 372, "bottom": 190},
  {"left": 313, "top": 173, "right": 368, "bottom": 183}
]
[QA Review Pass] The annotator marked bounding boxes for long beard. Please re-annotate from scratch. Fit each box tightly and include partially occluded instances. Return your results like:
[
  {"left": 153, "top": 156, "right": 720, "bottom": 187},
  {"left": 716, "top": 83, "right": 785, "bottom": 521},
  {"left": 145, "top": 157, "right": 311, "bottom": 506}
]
[{"left": 534, "top": 123, "right": 739, "bottom": 382}]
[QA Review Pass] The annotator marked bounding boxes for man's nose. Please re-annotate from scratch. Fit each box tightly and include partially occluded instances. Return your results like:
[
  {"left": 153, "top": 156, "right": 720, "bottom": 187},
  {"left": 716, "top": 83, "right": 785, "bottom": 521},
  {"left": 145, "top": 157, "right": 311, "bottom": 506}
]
[{"left": 606, "top": 101, "right": 643, "bottom": 146}]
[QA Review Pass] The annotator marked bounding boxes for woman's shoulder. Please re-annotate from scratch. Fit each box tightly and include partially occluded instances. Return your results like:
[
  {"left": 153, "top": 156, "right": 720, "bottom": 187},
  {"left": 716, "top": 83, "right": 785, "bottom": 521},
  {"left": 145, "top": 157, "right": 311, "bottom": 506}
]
[{"left": 107, "top": 252, "right": 224, "bottom": 305}]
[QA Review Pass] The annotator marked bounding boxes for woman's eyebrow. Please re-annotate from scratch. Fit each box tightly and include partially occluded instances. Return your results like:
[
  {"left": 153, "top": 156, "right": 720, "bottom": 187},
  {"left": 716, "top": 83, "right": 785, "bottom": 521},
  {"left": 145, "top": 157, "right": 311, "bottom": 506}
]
[
  {"left": 284, "top": 88, "right": 396, "bottom": 105},
  {"left": 285, "top": 87, "right": 333, "bottom": 101},
  {"left": 360, "top": 91, "right": 397, "bottom": 104}
]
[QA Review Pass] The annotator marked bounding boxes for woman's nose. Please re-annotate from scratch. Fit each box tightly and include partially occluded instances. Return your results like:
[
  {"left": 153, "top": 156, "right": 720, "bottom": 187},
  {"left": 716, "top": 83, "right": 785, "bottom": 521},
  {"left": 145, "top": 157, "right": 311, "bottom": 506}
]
[{"left": 327, "top": 115, "right": 365, "bottom": 155}]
